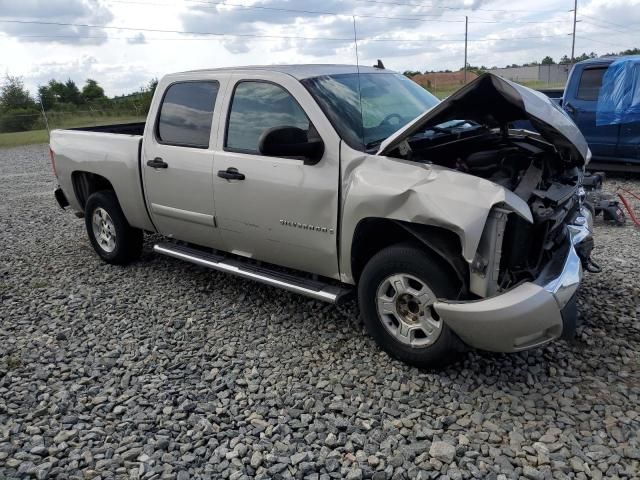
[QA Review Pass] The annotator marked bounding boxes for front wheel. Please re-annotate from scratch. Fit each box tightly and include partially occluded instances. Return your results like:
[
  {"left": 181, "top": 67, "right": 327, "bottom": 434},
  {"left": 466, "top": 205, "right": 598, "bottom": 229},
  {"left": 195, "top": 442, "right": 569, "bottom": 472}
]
[
  {"left": 358, "top": 243, "right": 463, "bottom": 368},
  {"left": 85, "top": 191, "right": 143, "bottom": 265}
]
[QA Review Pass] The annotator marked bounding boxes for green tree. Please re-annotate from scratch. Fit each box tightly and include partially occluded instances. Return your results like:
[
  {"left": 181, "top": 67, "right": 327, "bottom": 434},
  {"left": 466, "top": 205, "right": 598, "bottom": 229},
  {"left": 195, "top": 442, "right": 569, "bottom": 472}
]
[
  {"left": 581, "top": 52, "right": 597, "bottom": 61},
  {"left": 37, "top": 84, "right": 56, "bottom": 110},
  {"left": 0, "top": 75, "right": 35, "bottom": 110},
  {"left": 47, "top": 80, "right": 67, "bottom": 105},
  {"left": 82, "top": 79, "right": 106, "bottom": 102},
  {"left": 541, "top": 56, "right": 554, "bottom": 65},
  {"left": 0, "top": 75, "right": 39, "bottom": 132},
  {"left": 148, "top": 78, "right": 158, "bottom": 95},
  {"left": 139, "top": 78, "right": 158, "bottom": 113},
  {"left": 37, "top": 79, "right": 79, "bottom": 109},
  {"left": 62, "top": 79, "right": 82, "bottom": 105}
]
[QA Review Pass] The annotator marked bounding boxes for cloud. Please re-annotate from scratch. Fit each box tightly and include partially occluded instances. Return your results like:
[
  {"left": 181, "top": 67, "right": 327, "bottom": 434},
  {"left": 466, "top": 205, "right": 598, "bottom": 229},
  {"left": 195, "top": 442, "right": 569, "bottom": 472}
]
[
  {"left": 127, "top": 33, "right": 146, "bottom": 45},
  {"left": 181, "top": 0, "right": 353, "bottom": 30},
  {"left": 3, "top": 0, "right": 640, "bottom": 96},
  {"left": 180, "top": 0, "right": 359, "bottom": 55},
  {"left": 221, "top": 37, "right": 251, "bottom": 54},
  {"left": 25, "top": 55, "right": 155, "bottom": 96},
  {"left": 0, "top": 0, "right": 113, "bottom": 45},
  {"left": 177, "top": 0, "right": 472, "bottom": 59}
]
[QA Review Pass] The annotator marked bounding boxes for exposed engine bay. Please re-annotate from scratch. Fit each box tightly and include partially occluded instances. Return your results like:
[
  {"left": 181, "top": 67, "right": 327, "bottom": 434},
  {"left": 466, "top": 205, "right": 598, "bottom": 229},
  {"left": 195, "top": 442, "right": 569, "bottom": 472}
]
[
  {"left": 404, "top": 125, "right": 587, "bottom": 295},
  {"left": 377, "top": 74, "right": 596, "bottom": 298}
]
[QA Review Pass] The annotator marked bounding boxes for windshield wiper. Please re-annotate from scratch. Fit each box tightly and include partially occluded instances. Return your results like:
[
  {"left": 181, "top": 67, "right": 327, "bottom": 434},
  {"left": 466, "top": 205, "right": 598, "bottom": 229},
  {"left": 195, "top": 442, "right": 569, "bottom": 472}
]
[{"left": 365, "top": 137, "right": 387, "bottom": 150}]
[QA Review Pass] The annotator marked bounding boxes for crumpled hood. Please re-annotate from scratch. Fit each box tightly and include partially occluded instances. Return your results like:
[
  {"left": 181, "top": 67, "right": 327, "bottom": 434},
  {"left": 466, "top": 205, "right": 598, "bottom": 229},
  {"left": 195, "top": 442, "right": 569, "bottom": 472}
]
[{"left": 378, "top": 73, "right": 589, "bottom": 165}]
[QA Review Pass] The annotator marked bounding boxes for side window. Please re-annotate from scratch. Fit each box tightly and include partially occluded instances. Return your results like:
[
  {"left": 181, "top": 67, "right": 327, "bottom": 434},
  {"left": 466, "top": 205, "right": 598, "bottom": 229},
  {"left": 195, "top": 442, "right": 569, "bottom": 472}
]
[
  {"left": 226, "top": 81, "right": 310, "bottom": 154},
  {"left": 576, "top": 68, "right": 606, "bottom": 101},
  {"left": 157, "top": 81, "right": 219, "bottom": 148}
]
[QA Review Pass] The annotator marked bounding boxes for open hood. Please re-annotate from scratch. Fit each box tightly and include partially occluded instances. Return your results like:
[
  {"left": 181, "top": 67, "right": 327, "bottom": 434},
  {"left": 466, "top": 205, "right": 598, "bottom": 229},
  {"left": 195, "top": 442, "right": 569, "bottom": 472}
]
[{"left": 378, "top": 73, "right": 589, "bottom": 165}]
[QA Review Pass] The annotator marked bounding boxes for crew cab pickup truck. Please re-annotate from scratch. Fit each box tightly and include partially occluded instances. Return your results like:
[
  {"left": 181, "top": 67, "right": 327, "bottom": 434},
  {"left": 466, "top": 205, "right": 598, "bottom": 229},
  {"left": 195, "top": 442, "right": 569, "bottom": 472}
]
[
  {"left": 561, "top": 56, "right": 640, "bottom": 171},
  {"left": 50, "top": 65, "right": 596, "bottom": 367},
  {"left": 527, "top": 57, "right": 640, "bottom": 171}
]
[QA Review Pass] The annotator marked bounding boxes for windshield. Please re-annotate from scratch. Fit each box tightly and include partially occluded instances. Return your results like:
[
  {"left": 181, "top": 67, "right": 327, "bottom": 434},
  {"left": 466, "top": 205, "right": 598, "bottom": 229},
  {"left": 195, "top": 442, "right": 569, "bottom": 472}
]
[{"left": 302, "top": 72, "right": 440, "bottom": 151}]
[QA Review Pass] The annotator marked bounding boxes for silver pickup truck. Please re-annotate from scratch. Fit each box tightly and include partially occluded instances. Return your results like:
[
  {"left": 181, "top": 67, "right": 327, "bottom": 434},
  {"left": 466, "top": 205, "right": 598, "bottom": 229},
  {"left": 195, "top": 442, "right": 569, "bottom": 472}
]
[{"left": 50, "top": 64, "right": 596, "bottom": 367}]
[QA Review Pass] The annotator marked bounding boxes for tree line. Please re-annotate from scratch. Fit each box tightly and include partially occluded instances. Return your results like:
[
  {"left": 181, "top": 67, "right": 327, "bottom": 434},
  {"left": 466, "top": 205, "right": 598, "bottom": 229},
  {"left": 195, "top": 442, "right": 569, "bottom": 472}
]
[
  {"left": 403, "top": 48, "right": 640, "bottom": 77},
  {"left": 0, "top": 76, "right": 157, "bottom": 133}
]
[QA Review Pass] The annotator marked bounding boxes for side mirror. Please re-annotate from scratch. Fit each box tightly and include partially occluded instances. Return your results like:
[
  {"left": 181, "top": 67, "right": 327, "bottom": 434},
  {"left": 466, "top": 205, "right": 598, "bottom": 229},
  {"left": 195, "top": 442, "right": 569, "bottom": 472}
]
[{"left": 258, "top": 126, "right": 324, "bottom": 164}]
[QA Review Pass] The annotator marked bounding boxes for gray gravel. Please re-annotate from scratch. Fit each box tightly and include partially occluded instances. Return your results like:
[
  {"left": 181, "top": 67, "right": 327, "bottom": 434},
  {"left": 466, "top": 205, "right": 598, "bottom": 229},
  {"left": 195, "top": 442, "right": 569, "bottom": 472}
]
[{"left": 1, "top": 144, "right": 639, "bottom": 480}]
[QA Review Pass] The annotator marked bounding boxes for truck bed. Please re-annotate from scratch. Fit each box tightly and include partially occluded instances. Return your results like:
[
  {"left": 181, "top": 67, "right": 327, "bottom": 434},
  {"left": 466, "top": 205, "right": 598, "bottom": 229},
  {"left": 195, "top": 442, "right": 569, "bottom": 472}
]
[
  {"left": 69, "top": 122, "right": 146, "bottom": 136},
  {"left": 50, "top": 126, "right": 155, "bottom": 232}
]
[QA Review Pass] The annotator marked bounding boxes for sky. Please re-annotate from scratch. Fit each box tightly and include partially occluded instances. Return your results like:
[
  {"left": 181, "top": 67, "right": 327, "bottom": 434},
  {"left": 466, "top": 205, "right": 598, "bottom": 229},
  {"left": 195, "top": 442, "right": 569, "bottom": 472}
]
[{"left": 0, "top": 0, "right": 638, "bottom": 97}]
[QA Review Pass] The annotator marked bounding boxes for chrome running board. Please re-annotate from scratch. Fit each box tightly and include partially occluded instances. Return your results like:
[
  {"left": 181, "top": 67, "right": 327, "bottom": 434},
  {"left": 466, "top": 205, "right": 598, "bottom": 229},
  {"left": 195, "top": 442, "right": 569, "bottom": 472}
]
[{"left": 153, "top": 243, "right": 353, "bottom": 304}]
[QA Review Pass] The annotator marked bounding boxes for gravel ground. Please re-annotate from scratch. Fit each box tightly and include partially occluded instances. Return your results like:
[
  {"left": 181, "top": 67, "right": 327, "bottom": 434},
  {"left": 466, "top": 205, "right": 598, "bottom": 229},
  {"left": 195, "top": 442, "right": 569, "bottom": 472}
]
[{"left": 1, "top": 144, "right": 639, "bottom": 480}]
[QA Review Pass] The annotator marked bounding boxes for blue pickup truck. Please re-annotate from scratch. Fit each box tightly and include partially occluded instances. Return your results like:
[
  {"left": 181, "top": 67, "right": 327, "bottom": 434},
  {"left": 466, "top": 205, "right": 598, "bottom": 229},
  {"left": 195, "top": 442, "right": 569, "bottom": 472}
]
[{"left": 559, "top": 57, "right": 640, "bottom": 171}]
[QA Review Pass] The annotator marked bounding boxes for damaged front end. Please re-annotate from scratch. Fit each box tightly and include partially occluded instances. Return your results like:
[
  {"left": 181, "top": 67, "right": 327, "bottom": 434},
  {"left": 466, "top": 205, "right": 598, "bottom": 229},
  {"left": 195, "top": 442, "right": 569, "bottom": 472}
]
[{"left": 376, "top": 73, "right": 596, "bottom": 351}]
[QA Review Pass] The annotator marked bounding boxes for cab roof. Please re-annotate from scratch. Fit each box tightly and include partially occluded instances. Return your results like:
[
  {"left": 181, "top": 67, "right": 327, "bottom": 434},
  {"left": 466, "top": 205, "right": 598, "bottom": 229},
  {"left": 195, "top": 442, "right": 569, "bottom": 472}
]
[{"left": 179, "top": 64, "right": 391, "bottom": 80}]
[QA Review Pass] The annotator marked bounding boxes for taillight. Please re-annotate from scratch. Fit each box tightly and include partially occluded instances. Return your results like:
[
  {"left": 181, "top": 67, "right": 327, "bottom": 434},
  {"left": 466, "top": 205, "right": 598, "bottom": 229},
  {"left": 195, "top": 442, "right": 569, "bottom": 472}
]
[{"left": 49, "top": 147, "right": 57, "bottom": 178}]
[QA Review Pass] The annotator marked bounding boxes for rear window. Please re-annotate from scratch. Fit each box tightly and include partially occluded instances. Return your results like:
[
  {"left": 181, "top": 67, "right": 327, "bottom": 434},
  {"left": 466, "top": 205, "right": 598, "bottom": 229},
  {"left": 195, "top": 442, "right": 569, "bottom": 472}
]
[
  {"left": 576, "top": 68, "right": 606, "bottom": 101},
  {"left": 157, "top": 81, "right": 219, "bottom": 148}
]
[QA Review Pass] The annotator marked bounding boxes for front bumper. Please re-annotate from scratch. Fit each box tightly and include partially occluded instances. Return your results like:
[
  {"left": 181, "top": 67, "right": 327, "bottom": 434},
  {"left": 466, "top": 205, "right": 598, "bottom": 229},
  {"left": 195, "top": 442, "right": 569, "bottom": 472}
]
[{"left": 434, "top": 207, "right": 592, "bottom": 353}]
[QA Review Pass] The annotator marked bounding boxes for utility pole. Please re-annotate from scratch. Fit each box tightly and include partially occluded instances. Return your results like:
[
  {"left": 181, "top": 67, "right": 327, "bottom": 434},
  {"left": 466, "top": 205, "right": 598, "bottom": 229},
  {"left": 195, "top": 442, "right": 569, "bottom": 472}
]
[
  {"left": 570, "top": 0, "right": 577, "bottom": 64},
  {"left": 464, "top": 15, "right": 468, "bottom": 84}
]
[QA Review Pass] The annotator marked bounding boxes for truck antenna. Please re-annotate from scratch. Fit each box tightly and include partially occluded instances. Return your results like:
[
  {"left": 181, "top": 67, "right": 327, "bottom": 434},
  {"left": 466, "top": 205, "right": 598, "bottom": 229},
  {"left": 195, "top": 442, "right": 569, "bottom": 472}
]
[
  {"left": 352, "top": 15, "right": 365, "bottom": 148},
  {"left": 39, "top": 97, "right": 50, "bottom": 137}
]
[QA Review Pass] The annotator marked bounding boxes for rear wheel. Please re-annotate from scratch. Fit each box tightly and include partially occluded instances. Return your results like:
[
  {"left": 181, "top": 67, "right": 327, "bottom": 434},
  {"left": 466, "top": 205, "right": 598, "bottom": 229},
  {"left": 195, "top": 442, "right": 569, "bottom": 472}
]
[
  {"left": 85, "top": 191, "right": 143, "bottom": 265},
  {"left": 358, "top": 243, "right": 462, "bottom": 368}
]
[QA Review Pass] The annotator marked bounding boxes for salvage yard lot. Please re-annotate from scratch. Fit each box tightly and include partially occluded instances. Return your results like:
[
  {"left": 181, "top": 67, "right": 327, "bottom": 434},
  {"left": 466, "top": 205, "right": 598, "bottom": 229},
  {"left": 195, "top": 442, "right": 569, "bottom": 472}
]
[{"left": 1, "top": 144, "right": 639, "bottom": 479}]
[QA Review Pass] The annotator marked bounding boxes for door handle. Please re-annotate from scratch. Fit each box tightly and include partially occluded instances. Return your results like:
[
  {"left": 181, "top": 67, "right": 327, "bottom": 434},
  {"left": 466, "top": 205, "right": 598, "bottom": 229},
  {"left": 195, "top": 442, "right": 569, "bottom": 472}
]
[
  {"left": 217, "top": 167, "right": 245, "bottom": 180},
  {"left": 147, "top": 157, "right": 168, "bottom": 169}
]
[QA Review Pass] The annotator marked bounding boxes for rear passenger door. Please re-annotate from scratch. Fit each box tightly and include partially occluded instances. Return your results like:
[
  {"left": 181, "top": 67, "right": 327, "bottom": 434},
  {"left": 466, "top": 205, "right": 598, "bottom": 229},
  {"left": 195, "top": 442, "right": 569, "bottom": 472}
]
[
  {"left": 564, "top": 66, "right": 620, "bottom": 158},
  {"left": 212, "top": 74, "right": 341, "bottom": 279},
  {"left": 143, "top": 78, "right": 227, "bottom": 247}
]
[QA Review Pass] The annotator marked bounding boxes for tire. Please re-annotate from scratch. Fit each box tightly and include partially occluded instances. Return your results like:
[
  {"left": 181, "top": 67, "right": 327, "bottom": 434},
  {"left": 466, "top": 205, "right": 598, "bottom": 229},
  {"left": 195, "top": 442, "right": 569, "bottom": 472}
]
[
  {"left": 358, "top": 242, "right": 463, "bottom": 368},
  {"left": 84, "top": 191, "right": 143, "bottom": 265}
]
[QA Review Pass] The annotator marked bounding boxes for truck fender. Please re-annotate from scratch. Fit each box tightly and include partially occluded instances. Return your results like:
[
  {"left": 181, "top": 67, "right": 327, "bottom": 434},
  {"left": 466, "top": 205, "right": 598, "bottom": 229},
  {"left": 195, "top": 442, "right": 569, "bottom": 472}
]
[
  {"left": 394, "top": 220, "right": 469, "bottom": 297},
  {"left": 339, "top": 153, "right": 532, "bottom": 284}
]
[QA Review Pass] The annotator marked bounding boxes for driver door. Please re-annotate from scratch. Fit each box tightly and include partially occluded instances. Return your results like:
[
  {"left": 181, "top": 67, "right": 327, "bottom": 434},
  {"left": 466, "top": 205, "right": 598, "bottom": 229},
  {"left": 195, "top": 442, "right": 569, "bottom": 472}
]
[{"left": 212, "top": 73, "right": 340, "bottom": 279}]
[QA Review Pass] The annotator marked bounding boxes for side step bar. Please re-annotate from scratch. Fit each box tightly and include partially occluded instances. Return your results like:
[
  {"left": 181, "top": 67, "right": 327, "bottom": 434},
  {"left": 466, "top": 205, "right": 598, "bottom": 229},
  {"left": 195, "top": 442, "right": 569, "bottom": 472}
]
[{"left": 153, "top": 243, "right": 353, "bottom": 304}]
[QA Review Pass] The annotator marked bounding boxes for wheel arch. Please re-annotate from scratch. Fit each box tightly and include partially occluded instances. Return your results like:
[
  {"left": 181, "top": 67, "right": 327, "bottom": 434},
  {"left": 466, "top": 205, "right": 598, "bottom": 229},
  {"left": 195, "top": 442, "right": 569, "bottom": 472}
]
[
  {"left": 72, "top": 171, "right": 117, "bottom": 210},
  {"left": 350, "top": 218, "right": 469, "bottom": 297}
]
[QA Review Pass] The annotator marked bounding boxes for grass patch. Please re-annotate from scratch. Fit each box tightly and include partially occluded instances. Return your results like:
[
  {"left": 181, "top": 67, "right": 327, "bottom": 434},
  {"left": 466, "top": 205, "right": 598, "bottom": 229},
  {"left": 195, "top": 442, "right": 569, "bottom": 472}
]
[
  {"left": 0, "top": 129, "right": 49, "bottom": 148},
  {"left": 427, "top": 86, "right": 461, "bottom": 100},
  {"left": 0, "top": 114, "right": 145, "bottom": 148},
  {"left": 426, "top": 80, "right": 566, "bottom": 100}
]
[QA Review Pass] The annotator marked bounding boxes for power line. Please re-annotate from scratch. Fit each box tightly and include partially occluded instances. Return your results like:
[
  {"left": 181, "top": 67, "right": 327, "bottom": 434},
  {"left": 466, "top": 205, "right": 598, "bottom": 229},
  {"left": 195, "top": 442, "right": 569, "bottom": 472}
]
[
  {"left": 104, "top": 0, "right": 468, "bottom": 22},
  {"left": 579, "top": 14, "right": 634, "bottom": 30},
  {"left": 355, "top": 0, "right": 562, "bottom": 14},
  {"left": 576, "top": 35, "right": 635, "bottom": 48},
  {"left": 467, "top": 33, "right": 571, "bottom": 42},
  {"left": 0, "top": 26, "right": 573, "bottom": 44},
  {"left": 99, "top": 0, "right": 569, "bottom": 25},
  {"left": 580, "top": 18, "right": 637, "bottom": 35},
  {"left": 0, "top": 19, "right": 354, "bottom": 41}
]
